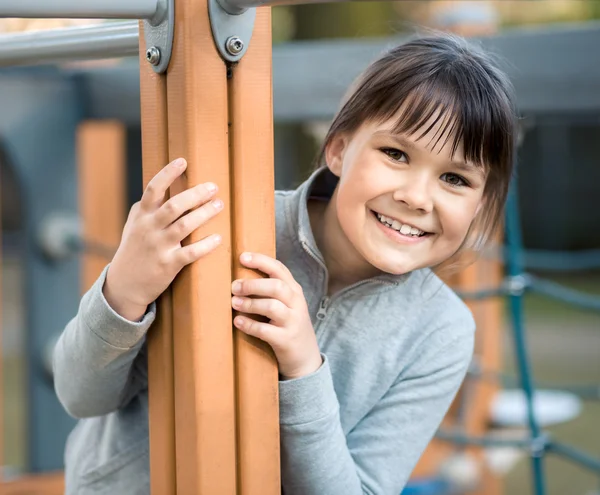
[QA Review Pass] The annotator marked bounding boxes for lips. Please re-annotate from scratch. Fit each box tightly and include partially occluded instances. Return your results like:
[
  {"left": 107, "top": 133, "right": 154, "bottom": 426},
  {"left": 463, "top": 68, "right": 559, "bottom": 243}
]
[{"left": 371, "top": 210, "right": 431, "bottom": 237}]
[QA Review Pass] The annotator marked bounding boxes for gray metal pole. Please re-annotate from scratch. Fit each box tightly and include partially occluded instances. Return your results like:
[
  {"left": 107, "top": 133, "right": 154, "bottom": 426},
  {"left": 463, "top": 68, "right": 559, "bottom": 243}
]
[
  {"left": 0, "top": 0, "right": 163, "bottom": 20},
  {"left": 217, "top": 0, "right": 345, "bottom": 15},
  {"left": 0, "top": 22, "right": 140, "bottom": 68}
]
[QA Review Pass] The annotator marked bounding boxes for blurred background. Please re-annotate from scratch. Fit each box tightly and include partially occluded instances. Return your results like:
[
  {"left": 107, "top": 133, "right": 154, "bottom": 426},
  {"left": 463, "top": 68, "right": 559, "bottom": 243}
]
[{"left": 1, "top": 1, "right": 599, "bottom": 494}]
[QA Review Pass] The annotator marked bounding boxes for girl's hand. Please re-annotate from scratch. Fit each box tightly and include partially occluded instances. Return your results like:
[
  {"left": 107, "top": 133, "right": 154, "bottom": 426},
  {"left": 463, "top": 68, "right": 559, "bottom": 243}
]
[
  {"left": 104, "top": 158, "right": 224, "bottom": 321},
  {"left": 231, "top": 253, "right": 323, "bottom": 380}
]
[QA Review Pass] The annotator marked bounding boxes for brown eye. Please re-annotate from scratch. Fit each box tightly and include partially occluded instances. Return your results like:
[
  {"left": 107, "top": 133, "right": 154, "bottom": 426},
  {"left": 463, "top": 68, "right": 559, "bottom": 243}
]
[
  {"left": 381, "top": 147, "right": 408, "bottom": 162},
  {"left": 441, "top": 173, "right": 468, "bottom": 187}
]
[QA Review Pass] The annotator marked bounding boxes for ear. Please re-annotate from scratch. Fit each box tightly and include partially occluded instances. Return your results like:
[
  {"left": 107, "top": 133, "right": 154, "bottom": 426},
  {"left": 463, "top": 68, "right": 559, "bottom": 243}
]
[{"left": 324, "top": 133, "right": 348, "bottom": 177}]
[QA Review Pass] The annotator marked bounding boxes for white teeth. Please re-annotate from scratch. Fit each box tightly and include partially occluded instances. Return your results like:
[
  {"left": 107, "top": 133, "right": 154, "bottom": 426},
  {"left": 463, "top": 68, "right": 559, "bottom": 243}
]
[{"left": 376, "top": 212, "right": 424, "bottom": 237}]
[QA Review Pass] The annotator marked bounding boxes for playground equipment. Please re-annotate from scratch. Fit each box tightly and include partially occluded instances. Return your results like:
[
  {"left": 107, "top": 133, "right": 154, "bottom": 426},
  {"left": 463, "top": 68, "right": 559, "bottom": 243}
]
[
  {"left": 1, "top": 1, "right": 281, "bottom": 494},
  {"left": 0, "top": 3, "right": 599, "bottom": 495}
]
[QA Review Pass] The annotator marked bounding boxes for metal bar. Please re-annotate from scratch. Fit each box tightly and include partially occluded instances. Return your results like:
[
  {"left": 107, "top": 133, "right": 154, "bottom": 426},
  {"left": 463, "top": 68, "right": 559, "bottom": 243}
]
[
  {"left": 217, "top": 0, "right": 343, "bottom": 14},
  {"left": 0, "top": 22, "right": 139, "bottom": 68},
  {"left": 0, "top": 0, "right": 162, "bottom": 20}
]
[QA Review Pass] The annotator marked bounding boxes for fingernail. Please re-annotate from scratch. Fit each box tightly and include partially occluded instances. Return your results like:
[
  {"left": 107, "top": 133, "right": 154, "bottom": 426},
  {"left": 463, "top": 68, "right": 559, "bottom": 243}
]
[
  {"left": 241, "top": 252, "right": 252, "bottom": 263},
  {"left": 234, "top": 316, "right": 245, "bottom": 328},
  {"left": 206, "top": 182, "right": 217, "bottom": 192},
  {"left": 232, "top": 280, "right": 242, "bottom": 293},
  {"left": 232, "top": 296, "right": 243, "bottom": 308},
  {"left": 173, "top": 158, "right": 185, "bottom": 168},
  {"left": 213, "top": 234, "right": 222, "bottom": 244},
  {"left": 213, "top": 199, "right": 224, "bottom": 210}
]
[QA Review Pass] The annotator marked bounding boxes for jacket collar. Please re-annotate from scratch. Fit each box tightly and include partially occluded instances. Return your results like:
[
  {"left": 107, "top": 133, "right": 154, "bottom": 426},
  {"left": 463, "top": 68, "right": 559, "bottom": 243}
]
[{"left": 292, "top": 167, "right": 409, "bottom": 287}]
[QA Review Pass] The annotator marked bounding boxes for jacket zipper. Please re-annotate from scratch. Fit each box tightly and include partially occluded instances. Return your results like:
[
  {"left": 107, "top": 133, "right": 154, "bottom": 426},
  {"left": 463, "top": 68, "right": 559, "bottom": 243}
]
[
  {"left": 316, "top": 296, "right": 330, "bottom": 320},
  {"left": 300, "top": 240, "right": 395, "bottom": 322}
]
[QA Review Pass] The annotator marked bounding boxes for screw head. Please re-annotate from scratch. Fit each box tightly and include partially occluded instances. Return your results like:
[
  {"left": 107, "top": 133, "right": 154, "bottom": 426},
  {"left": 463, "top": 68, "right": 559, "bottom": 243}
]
[
  {"left": 146, "top": 46, "right": 161, "bottom": 66},
  {"left": 225, "top": 36, "right": 244, "bottom": 56}
]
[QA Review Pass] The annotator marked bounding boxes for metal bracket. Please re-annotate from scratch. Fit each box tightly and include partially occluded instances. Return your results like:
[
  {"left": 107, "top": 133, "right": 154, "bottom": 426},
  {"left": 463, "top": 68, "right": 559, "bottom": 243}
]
[
  {"left": 143, "top": 0, "right": 174, "bottom": 73},
  {"left": 208, "top": 0, "right": 256, "bottom": 63}
]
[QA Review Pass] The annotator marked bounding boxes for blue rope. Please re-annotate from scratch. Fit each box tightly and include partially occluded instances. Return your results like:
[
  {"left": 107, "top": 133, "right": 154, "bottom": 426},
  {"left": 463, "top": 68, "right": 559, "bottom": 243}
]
[
  {"left": 457, "top": 274, "right": 600, "bottom": 313},
  {"left": 521, "top": 248, "right": 600, "bottom": 272},
  {"left": 504, "top": 183, "right": 548, "bottom": 495},
  {"left": 438, "top": 178, "right": 600, "bottom": 495}
]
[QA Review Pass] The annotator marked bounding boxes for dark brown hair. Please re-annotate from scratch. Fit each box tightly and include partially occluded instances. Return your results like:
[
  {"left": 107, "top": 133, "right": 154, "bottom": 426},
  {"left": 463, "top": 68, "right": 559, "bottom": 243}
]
[{"left": 318, "top": 33, "right": 517, "bottom": 254}]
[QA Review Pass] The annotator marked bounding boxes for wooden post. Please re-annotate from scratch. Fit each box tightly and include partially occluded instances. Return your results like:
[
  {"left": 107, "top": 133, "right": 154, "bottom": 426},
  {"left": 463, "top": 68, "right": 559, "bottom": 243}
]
[
  {"left": 139, "top": 22, "right": 177, "bottom": 495},
  {"left": 164, "top": 0, "right": 237, "bottom": 491},
  {"left": 77, "top": 121, "right": 126, "bottom": 293},
  {"left": 0, "top": 158, "right": 3, "bottom": 485},
  {"left": 229, "top": 9, "right": 281, "bottom": 494},
  {"left": 140, "top": 2, "right": 280, "bottom": 493}
]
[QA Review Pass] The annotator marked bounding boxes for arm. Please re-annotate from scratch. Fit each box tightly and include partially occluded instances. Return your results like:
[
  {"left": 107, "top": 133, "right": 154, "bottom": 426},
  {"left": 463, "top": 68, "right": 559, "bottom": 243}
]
[
  {"left": 54, "top": 158, "right": 225, "bottom": 419},
  {"left": 279, "top": 328, "right": 474, "bottom": 495},
  {"left": 53, "top": 265, "right": 156, "bottom": 419}
]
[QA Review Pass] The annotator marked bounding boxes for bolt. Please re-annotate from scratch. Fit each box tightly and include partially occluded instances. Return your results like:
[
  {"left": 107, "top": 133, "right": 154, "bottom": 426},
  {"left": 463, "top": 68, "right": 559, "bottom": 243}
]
[
  {"left": 146, "top": 46, "right": 161, "bottom": 66},
  {"left": 225, "top": 36, "right": 244, "bottom": 56}
]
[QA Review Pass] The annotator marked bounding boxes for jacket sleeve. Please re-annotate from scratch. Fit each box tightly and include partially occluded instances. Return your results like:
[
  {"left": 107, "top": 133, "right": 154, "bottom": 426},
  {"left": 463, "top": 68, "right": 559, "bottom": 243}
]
[
  {"left": 279, "top": 323, "right": 474, "bottom": 495},
  {"left": 53, "top": 264, "right": 156, "bottom": 419}
]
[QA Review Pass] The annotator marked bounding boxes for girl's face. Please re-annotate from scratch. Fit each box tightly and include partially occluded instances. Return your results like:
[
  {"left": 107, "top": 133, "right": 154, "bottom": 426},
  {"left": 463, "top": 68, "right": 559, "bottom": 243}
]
[{"left": 325, "top": 116, "right": 487, "bottom": 276}]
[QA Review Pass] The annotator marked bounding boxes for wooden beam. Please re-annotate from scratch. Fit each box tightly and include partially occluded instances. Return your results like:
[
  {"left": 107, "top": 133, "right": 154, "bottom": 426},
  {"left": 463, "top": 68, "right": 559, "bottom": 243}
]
[
  {"left": 139, "top": 22, "right": 176, "bottom": 495},
  {"left": 229, "top": 8, "right": 281, "bottom": 494},
  {"left": 164, "top": 0, "right": 237, "bottom": 491},
  {"left": 2, "top": 472, "right": 64, "bottom": 495},
  {"left": 77, "top": 121, "right": 126, "bottom": 294},
  {"left": 0, "top": 158, "right": 3, "bottom": 484}
]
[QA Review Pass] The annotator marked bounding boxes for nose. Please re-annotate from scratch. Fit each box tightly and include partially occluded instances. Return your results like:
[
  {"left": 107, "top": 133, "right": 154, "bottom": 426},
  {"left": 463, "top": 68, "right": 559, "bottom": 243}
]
[{"left": 392, "top": 172, "right": 433, "bottom": 213}]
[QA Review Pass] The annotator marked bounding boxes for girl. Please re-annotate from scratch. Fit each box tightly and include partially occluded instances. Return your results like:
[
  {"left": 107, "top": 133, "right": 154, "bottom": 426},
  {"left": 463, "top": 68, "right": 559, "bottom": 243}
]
[{"left": 54, "top": 33, "right": 516, "bottom": 494}]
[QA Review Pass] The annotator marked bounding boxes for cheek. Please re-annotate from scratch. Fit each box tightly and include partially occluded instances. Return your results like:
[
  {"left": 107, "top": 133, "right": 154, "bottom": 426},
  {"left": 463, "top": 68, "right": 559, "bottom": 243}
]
[{"left": 440, "top": 199, "right": 481, "bottom": 241}]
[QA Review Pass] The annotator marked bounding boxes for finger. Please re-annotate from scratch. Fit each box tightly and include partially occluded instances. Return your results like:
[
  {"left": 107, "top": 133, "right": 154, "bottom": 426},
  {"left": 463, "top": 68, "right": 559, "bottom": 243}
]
[
  {"left": 239, "top": 252, "right": 299, "bottom": 290},
  {"left": 165, "top": 198, "right": 224, "bottom": 242},
  {"left": 140, "top": 158, "right": 187, "bottom": 211},
  {"left": 231, "top": 278, "right": 295, "bottom": 307},
  {"left": 232, "top": 296, "right": 289, "bottom": 323},
  {"left": 233, "top": 316, "right": 282, "bottom": 347},
  {"left": 173, "top": 233, "right": 222, "bottom": 267},
  {"left": 154, "top": 182, "right": 219, "bottom": 229}
]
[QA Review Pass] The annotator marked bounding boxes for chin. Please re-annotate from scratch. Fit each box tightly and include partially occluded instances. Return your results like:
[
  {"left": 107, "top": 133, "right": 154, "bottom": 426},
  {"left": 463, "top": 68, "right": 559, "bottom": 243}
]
[{"left": 364, "top": 253, "right": 424, "bottom": 276}]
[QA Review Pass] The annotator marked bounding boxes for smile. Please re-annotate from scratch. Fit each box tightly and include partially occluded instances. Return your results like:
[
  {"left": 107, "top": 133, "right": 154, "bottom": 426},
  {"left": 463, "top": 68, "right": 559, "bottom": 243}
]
[{"left": 372, "top": 211, "right": 428, "bottom": 237}]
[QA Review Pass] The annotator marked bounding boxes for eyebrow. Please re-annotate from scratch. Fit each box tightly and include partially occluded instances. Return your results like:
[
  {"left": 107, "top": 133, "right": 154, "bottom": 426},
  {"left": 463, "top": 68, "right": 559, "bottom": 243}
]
[{"left": 373, "top": 131, "right": 484, "bottom": 176}]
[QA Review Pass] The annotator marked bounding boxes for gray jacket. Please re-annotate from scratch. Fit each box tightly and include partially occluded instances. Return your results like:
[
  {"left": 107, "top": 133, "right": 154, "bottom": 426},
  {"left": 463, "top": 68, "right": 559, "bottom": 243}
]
[{"left": 54, "top": 167, "right": 475, "bottom": 495}]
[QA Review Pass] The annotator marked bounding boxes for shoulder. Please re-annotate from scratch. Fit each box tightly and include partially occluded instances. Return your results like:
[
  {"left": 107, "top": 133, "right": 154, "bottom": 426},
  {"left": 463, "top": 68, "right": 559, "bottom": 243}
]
[
  {"left": 409, "top": 269, "right": 474, "bottom": 326},
  {"left": 404, "top": 269, "right": 475, "bottom": 358}
]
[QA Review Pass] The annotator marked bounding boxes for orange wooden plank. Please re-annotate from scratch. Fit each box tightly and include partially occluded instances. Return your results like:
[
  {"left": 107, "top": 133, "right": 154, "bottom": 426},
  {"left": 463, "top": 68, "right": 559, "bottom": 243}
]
[
  {"left": 0, "top": 163, "right": 3, "bottom": 484},
  {"left": 138, "top": 22, "right": 177, "bottom": 495},
  {"left": 228, "top": 8, "right": 281, "bottom": 495},
  {"left": 2, "top": 472, "right": 64, "bottom": 495},
  {"left": 77, "top": 121, "right": 126, "bottom": 294},
  {"left": 165, "top": 0, "right": 237, "bottom": 492}
]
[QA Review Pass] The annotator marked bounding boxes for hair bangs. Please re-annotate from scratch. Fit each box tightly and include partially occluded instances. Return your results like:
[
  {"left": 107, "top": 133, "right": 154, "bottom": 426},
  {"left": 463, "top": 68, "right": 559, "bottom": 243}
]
[
  {"left": 384, "top": 71, "right": 508, "bottom": 174},
  {"left": 387, "top": 80, "right": 466, "bottom": 163}
]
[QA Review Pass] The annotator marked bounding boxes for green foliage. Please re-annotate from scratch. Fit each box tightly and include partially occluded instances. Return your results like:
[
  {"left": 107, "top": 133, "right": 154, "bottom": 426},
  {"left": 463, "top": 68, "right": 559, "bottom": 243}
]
[{"left": 291, "top": 2, "right": 400, "bottom": 40}]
